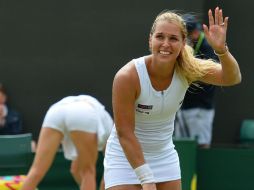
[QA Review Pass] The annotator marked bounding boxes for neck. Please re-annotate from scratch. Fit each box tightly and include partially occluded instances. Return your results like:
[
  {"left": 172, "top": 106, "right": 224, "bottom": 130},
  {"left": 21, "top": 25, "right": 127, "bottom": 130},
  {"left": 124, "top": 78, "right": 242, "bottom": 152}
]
[{"left": 147, "top": 55, "right": 175, "bottom": 79}]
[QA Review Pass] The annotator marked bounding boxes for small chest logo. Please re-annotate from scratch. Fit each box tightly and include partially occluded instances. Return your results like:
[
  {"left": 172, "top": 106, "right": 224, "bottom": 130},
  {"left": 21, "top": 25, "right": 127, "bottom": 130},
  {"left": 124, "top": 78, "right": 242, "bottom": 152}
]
[{"left": 136, "top": 104, "right": 153, "bottom": 115}]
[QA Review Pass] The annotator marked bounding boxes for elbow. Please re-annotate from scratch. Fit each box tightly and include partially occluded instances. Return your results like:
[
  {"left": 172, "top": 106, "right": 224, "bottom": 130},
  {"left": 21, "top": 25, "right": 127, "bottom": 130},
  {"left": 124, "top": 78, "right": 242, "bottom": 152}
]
[
  {"left": 117, "top": 130, "right": 129, "bottom": 142},
  {"left": 223, "top": 72, "right": 242, "bottom": 86},
  {"left": 236, "top": 74, "right": 242, "bottom": 84},
  {"left": 117, "top": 129, "right": 135, "bottom": 146},
  {"left": 231, "top": 65, "right": 242, "bottom": 85},
  {"left": 232, "top": 72, "right": 242, "bottom": 85}
]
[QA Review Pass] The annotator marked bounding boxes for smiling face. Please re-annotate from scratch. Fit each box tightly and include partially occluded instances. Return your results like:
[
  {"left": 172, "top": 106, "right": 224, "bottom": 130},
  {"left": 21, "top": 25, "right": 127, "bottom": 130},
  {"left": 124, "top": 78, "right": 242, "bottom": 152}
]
[
  {"left": 149, "top": 12, "right": 187, "bottom": 65},
  {"left": 149, "top": 20, "right": 185, "bottom": 64}
]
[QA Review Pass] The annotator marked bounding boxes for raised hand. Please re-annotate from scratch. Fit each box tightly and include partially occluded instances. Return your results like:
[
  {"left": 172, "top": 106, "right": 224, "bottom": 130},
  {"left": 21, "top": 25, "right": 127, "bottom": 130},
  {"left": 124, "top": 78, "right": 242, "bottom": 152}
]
[{"left": 203, "top": 7, "right": 228, "bottom": 53}]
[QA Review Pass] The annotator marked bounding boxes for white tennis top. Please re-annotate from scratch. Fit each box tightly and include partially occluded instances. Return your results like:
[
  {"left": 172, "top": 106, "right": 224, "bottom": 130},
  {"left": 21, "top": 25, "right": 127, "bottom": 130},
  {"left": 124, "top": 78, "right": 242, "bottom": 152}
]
[
  {"left": 104, "top": 57, "right": 189, "bottom": 187},
  {"left": 134, "top": 56, "right": 189, "bottom": 155},
  {"left": 105, "top": 55, "right": 188, "bottom": 163}
]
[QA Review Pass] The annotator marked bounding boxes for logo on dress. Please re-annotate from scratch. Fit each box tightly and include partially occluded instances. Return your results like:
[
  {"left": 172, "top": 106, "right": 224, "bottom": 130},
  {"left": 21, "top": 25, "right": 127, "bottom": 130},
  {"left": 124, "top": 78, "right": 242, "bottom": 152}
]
[{"left": 136, "top": 104, "right": 153, "bottom": 114}]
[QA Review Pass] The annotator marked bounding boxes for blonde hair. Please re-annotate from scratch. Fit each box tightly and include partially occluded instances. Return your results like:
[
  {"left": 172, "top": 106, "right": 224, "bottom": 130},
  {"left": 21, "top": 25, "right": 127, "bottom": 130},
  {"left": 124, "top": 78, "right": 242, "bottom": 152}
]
[{"left": 150, "top": 10, "right": 217, "bottom": 84}]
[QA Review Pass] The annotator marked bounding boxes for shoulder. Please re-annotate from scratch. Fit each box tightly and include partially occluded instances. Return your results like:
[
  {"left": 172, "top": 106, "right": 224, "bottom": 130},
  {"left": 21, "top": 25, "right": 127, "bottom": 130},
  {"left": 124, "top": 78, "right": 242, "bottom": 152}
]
[
  {"left": 113, "top": 59, "right": 140, "bottom": 99},
  {"left": 114, "top": 60, "right": 138, "bottom": 86}
]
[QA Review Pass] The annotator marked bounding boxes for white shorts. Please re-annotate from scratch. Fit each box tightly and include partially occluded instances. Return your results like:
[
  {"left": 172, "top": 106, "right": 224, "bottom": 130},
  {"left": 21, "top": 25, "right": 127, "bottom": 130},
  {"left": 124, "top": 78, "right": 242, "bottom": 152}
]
[
  {"left": 180, "top": 108, "right": 215, "bottom": 144},
  {"left": 42, "top": 101, "right": 99, "bottom": 160}
]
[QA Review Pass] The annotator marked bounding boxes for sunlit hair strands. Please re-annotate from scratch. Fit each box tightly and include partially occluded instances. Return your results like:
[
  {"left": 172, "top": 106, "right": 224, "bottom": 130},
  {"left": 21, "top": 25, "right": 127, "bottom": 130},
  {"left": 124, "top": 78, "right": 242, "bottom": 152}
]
[{"left": 150, "top": 10, "right": 219, "bottom": 84}]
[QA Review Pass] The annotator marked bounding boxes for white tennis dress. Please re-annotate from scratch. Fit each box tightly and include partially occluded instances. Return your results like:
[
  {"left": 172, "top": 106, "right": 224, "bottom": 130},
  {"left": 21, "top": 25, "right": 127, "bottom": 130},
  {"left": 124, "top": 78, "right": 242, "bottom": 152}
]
[
  {"left": 42, "top": 95, "right": 113, "bottom": 160},
  {"left": 104, "top": 56, "right": 189, "bottom": 188}
]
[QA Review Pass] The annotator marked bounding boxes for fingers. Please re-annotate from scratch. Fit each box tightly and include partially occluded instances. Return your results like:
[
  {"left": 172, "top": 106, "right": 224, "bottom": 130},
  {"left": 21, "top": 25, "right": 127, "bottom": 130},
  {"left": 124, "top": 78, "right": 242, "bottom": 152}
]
[
  {"left": 202, "top": 24, "right": 209, "bottom": 35},
  {"left": 209, "top": 7, "right": 227, "bottom": 27},
  {"left": 202, "top": 24, "right": 210, "bottom": 41},
  {"left": 219, "top": 9, "right": 223, "bottom": 25},
  {"left": 224, "top": 17, "right": 229, "bottom": 31},
  {"left": 214, "top": 7, "right": 219, "bottom": 25},
  {"left": 208, "top": 9, "right": 214, "bottom": 26}
]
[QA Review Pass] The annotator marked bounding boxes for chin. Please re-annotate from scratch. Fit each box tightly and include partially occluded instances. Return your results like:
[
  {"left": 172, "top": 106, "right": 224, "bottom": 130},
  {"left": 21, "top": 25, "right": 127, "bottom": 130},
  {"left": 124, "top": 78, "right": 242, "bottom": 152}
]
[{"left": 158, "top": 54, "right": 172, "bottom": 60}]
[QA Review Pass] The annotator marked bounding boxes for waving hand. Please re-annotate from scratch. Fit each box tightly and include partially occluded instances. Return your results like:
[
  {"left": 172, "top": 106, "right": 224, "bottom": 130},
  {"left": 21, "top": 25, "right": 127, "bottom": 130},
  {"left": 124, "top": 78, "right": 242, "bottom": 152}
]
[{"left": 203, "top": 7, "right": 228, "bottom": 53}]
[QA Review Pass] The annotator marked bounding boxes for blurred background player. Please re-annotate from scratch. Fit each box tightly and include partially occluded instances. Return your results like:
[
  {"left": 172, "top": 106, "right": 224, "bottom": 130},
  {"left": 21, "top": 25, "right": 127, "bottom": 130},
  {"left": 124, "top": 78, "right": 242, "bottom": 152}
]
[
  {"left": 20, "top": 95, "right": 113, "bottom": 190},
  {"left": 174, "top": 13, "right": 219, "bottom": 148}
]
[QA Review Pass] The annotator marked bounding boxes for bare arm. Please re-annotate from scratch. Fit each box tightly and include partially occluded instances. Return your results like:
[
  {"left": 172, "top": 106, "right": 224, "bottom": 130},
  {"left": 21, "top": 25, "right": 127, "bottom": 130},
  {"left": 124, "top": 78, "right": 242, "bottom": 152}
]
[
  {"left": 112, "top": 63, "right": 145, "bottom": 169},
  {"left": 113, "top": 63, "right": 156, "bottom": 190},
  {"left": 20, "top": 128, "right": 62, "bottom": 190},
  {"left": 200, "top": 7, "right": 241, "bottom": 86}
]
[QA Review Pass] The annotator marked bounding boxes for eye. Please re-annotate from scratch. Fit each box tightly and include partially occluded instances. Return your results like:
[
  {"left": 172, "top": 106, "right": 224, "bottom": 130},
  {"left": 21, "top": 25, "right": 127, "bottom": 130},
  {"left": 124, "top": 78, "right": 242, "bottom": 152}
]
[
  {"left": 155, "top": 34, "right": 164, "bottom": 40},
  {"left": 170, "top": 36, "right": 179, "bottom": 42}
]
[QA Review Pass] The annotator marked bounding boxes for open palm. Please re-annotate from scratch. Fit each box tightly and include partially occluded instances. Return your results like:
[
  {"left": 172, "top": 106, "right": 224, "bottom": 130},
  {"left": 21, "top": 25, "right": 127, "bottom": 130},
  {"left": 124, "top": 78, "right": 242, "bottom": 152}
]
[{"left": 203, "top": 7, "right": 228, "bottom": 53}]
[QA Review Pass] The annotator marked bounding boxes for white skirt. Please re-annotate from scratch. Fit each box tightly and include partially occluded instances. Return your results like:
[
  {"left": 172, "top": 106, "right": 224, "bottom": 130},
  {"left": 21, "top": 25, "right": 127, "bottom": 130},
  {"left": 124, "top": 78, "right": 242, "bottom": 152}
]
[{"left": 104, "top": 130, "right": 181, "bottom": 189}]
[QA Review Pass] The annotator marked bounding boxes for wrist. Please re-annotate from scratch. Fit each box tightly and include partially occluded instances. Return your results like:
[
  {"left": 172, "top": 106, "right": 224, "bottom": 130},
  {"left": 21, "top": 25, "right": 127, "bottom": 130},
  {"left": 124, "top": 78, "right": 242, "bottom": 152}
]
[
  {"left": 214, "top": 44, "right": 229, "bottom": 57},
  {"left": 134, "top": 163, "right": 155, "bottom": 185}
]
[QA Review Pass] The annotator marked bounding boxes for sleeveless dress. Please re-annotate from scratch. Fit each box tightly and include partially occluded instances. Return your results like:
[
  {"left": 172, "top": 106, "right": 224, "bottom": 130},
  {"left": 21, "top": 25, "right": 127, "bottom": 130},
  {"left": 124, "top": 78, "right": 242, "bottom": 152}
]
[{"left": 104, "top": 56, "right": 189, "bottom": 188}]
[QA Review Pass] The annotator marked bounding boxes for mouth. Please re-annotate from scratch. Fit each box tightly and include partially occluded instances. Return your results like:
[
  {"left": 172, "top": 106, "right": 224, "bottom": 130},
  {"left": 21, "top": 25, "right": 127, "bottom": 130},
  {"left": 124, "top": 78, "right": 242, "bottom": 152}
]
[{"left": 159, "top": 50, "right": 171, "bottom": 55}]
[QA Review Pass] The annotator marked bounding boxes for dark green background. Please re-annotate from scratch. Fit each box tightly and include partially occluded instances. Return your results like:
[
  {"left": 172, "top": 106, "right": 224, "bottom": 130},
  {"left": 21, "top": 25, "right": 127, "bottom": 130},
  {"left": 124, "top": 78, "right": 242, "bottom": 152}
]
[{"left": 0, "top": 0, "right": 253, "bottom": 144}]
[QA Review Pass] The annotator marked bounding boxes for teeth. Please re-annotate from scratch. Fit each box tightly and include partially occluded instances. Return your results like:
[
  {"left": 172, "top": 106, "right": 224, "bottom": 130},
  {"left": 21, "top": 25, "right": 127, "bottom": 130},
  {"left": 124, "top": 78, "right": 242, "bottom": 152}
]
[{"left": 160, "top": 51, "right": 170, "bottom": 55}]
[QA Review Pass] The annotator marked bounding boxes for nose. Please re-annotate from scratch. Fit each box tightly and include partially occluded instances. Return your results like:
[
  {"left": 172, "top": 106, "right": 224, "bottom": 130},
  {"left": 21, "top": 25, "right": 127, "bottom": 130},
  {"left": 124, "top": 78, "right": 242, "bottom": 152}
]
[{"left": 162, "top": 39, "right": 170, "bottom": 47}]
